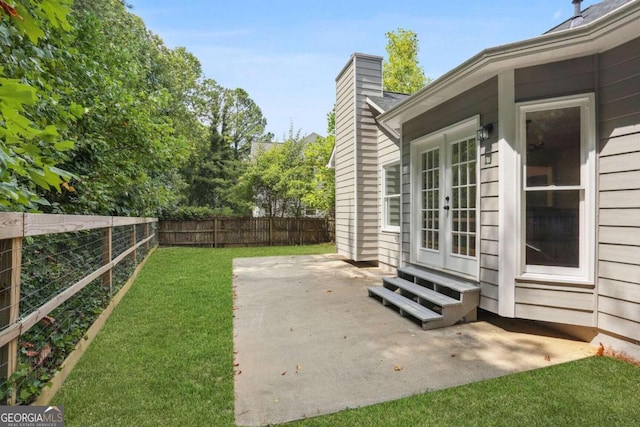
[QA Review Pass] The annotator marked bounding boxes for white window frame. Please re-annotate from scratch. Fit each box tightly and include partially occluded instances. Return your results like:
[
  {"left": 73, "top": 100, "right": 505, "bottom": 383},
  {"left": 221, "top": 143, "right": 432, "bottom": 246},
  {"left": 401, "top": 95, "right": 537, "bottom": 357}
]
[
  {"left": 382, "top": 160, "right": 401, "bottom": 233},
  {"left": 516, "top": 94, "right": 596, "bottom": 283}
]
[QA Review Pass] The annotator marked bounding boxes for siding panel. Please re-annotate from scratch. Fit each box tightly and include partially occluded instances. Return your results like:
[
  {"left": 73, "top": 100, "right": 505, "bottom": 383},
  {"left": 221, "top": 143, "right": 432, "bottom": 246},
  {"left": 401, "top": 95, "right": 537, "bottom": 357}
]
[
  {"left": 515, "top": 288, "right": 594, "bottom": 311},
  {"left": 515, "top": 56, "right": 595, "bottom": 102},
  {"left": 515, "top": 304, "right": 595, "bottom": 326}
]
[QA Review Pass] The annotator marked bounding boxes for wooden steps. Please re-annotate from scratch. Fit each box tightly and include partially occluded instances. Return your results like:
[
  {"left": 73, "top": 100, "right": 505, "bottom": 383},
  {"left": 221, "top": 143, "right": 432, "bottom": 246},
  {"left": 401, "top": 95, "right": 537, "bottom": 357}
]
[{"left": 368, "top": 266, "right": 480, "bottom": 330}]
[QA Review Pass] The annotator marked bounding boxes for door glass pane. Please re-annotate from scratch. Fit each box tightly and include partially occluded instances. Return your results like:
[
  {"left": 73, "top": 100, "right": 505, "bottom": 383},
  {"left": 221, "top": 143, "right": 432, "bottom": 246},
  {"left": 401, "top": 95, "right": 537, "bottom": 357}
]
[
  {"left": 525, "top": 190, "right": 580, "bottom": 267},
  {"left": 469, "top": 236, "right": 476, "bottom": 257},
  {"left": 450, "top": 138, "right": 477, "bottom": 258},
  {"left": 526, "top": 107, "right": 580, "bottom": 187},
  {"left": 421, "top": 148, "right": 440, "bottom": 250}
]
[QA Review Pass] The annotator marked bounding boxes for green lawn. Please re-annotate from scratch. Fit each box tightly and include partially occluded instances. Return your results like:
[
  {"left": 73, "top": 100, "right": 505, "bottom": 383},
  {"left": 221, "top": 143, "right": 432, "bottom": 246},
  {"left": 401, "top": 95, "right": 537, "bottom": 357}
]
[{"left": 53, "top": 245, "right": 640, "bottom": 427}]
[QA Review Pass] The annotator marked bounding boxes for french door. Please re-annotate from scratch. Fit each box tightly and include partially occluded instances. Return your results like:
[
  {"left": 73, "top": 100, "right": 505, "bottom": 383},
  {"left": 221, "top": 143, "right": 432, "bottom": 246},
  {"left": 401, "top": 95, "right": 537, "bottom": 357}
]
[{"left": 411, "top": 118, "right": 479, "bottom": 278}]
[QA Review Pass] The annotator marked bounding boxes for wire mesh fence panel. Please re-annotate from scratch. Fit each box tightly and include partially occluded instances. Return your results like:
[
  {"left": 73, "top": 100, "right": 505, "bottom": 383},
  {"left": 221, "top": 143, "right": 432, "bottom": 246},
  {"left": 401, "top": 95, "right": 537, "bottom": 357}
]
[
  {"left": 18, "top": 230, "right": 104, "bottom": 320},
  {"left": 0, "top": 214, "right": 158, "bottom": 405}
]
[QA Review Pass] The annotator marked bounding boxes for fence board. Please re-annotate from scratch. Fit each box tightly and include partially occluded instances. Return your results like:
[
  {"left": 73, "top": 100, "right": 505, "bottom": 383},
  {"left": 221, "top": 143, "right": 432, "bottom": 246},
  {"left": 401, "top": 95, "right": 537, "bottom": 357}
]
[{"left": 159, "top": 217, "right": 333, "bottom": 247}]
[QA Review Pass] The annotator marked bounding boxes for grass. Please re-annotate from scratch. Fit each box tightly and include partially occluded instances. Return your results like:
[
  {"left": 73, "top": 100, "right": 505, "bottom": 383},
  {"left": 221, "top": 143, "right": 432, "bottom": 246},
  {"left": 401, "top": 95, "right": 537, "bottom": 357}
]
[
  {"left": 289, "top": 356, "right": 640, "bottom": 426},
  {"left": 52, "top": 244, "right": 640, "bottom": 426},
  {"left": 52, "top": 244, "right": 334, "bottom": 426}
]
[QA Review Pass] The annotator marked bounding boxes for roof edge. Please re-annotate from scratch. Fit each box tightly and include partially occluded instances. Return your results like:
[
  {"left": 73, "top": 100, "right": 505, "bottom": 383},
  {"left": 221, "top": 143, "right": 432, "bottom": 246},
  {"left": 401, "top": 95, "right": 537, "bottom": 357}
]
[{"left": 379, "top": 0, "right": 639, "bottom": 127}]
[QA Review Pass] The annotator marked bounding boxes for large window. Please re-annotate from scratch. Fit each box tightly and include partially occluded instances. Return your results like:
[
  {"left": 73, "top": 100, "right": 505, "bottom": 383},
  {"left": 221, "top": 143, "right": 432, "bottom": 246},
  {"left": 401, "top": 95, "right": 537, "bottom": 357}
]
[
  {"left": 383, "top": 162, "right": 401, "bottom": 232},
  {"left": 518, "top": 95, "right": 595, "bottom": 280}
]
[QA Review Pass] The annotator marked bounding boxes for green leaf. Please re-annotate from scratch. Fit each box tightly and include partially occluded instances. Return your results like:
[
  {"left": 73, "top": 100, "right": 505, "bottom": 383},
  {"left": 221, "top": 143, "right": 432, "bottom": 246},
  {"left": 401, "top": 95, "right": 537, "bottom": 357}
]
[
  {"left": 54, "top": 140, "right": 74, "bottom": 151},
  {"left": 14, "top": 5, "right": 45, "bottom": 44},
  {"left": 0, "top": 82, "right": 38, "bottom": 107},
  {"left": 70, "top": 102, "right": 84, "bottom": 118},
  {"left": 19, "top": 388, "right": 32, "bottom": 401}
]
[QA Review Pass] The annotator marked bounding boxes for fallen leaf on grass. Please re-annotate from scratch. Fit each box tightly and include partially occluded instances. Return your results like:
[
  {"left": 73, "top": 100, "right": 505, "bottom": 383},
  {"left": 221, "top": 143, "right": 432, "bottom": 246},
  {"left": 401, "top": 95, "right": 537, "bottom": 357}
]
[{"left": 393, "top": 364, "right": 403, "bottom": 371}]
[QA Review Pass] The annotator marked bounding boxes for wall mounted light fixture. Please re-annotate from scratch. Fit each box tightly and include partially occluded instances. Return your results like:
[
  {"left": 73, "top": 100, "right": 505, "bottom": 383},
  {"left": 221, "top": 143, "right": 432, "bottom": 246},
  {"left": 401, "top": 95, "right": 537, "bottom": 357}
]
[{"left": 476, "top": 123, "right": 493, "bottom": 142}]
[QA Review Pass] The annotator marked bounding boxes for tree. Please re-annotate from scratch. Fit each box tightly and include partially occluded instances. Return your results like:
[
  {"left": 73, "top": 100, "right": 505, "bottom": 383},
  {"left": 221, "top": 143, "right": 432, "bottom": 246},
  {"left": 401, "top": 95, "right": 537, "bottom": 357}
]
[
  {"left": 383, "top": 28, "right": 429, "bottom": 94},
  {"left": 0, "top": 0, "right": 77, "bottom": 211},
  {"left": 237, "top": 129, "right": 312, "bottom": 218},
  {"left": 302, "top": 109, "right": 335, "bottom": 218},
  {"left": 182, "top": 79, "right": 267, "bottom": 214},
  {"left": 45, "top": 0, "right": 195, "bottom": 216}
]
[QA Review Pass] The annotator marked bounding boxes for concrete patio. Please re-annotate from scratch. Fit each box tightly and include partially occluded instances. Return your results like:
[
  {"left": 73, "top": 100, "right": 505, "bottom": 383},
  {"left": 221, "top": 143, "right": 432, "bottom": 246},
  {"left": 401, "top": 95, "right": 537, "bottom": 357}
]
[{"left": 233, "top": 254, "right": 595, "bottom": 426}]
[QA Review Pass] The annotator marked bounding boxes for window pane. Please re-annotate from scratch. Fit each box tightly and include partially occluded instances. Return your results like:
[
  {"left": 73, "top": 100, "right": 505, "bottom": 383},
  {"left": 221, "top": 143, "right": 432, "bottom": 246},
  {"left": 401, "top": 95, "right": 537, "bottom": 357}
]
[
  {"left": 385, "top": 164, "right": 400, "bottom": 195},
  {"left": 526, "top": 190, "right": 580, "bottom": 267},
  {"left": 468, "top": 139, "right": 477, "bottom": 161},
  {"left": 387, "top": 196, "right": 400, "bottom": 227},
  {"left": 526, "top": 107, "right": 581, "bottom": 187}
]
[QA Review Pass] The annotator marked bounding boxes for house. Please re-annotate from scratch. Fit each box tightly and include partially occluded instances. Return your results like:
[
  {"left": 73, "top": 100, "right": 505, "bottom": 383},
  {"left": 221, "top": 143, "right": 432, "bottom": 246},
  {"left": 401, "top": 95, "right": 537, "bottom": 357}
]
[
  {"left": 250, "top": 132, "right": 324, "bottom": 217},
  {"left": 334, "top": 0, "right": 640, "bottom": 353}
]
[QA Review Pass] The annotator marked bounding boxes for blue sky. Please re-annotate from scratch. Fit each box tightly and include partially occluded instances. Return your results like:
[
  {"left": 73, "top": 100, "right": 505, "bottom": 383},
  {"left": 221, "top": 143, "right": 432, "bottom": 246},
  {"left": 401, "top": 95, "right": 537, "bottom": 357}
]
[{"left": 129, "top": 0, "right": 598, "bottom": 139}]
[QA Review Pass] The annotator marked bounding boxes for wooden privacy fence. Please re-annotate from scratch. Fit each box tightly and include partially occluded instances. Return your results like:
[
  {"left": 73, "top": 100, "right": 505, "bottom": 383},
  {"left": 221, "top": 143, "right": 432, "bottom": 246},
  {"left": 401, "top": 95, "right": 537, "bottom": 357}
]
[
  {"left": 159, "top": 217, "right": 334, "bottom": 247},
  {"left": 0, "top": 213, "right": 157, "bottom": 403}
]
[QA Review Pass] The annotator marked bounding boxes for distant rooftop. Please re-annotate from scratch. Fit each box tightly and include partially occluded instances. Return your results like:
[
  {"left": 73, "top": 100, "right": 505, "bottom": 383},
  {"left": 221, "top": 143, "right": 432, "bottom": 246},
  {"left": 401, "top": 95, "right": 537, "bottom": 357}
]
[
  {"left": 545, "top": 0, "right": 634, "bottom": 33},
  {"left": 250, "top": 132, "right": 323, "bottom": 158}
]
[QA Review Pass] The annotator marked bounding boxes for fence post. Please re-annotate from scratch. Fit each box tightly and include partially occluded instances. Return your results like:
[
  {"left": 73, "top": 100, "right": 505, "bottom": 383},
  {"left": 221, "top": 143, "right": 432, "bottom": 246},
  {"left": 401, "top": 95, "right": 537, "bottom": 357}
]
[
  {"left": 213, "top": 218, "right": 217, "bottom": 248},
  {"left": 130, "top": 225, "right": 137, "bottom": 266},
  {"left": 0, "top": 237, "right": 22, "bottom": 404},
  {"left": 268, "top": 217, "right": 273, "bottom": 246},
  {"left": 101, "top": 227, "right": 112, "bottom": 295},
  {"left": 145, "top": 222, "right": 150, "bottom": 252}
]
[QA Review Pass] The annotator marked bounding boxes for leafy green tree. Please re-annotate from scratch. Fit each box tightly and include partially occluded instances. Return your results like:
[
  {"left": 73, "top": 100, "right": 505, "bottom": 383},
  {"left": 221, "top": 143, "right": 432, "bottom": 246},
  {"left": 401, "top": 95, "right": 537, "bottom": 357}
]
[
  {"left": 182, "top": 79, "right": 266, "bottom": 214},
  {"left": 238, "top": 129, "right": 312, "bottom": 218},
  {"left": 0, "top": 0, "right": 77, "bottom": 211},
  {"left": 302, "top": 109, "right": 335, "bottom": 218},
  {"left": 383, "top": 28, "right": 429, "bottom": 94},
  {"left": 46, "top": 0, "right": 194, "bottom": 216}
]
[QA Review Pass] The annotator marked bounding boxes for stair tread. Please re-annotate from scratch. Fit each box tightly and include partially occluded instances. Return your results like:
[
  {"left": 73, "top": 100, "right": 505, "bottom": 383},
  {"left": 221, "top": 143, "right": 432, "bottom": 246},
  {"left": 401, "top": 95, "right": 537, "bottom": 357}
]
[
  {"left": 368, "top": 286, "right": 443, "bottom": 321},
  {"left": 384, "top": 277, "right": 461, "bottom": 307},
  {"left": 398, "top": 266, "right": 479, "bottom": 293}
]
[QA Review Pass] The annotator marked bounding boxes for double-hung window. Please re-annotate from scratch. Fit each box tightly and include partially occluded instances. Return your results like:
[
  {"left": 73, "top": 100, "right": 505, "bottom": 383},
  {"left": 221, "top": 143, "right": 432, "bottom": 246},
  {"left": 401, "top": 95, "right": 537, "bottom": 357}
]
[
  {"left": 517, "top": 94, "right": 595, "bottom": 281},
  {"left": 382, "top": 162, "right": 401, "bottom": 232}
]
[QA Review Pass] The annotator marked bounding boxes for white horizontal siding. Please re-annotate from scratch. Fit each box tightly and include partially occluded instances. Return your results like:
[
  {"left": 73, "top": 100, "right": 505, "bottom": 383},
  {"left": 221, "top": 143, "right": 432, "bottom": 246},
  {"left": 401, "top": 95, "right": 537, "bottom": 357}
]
[{"left": 596, "top": 36, "right": 640, "bottom": 342}]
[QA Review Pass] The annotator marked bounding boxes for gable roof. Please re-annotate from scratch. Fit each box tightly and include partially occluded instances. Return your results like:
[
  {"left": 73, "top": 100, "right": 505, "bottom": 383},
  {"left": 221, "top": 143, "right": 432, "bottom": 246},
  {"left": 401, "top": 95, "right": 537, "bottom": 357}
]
[
  {"left": 546, "top": 0, "right": 634, "bottom": 33},
  {"left": 379, "top": 0, "right": 640, "bottom": 130},
  {"left": 367, "top": 92, "right": 411, "bottom": 113}
]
